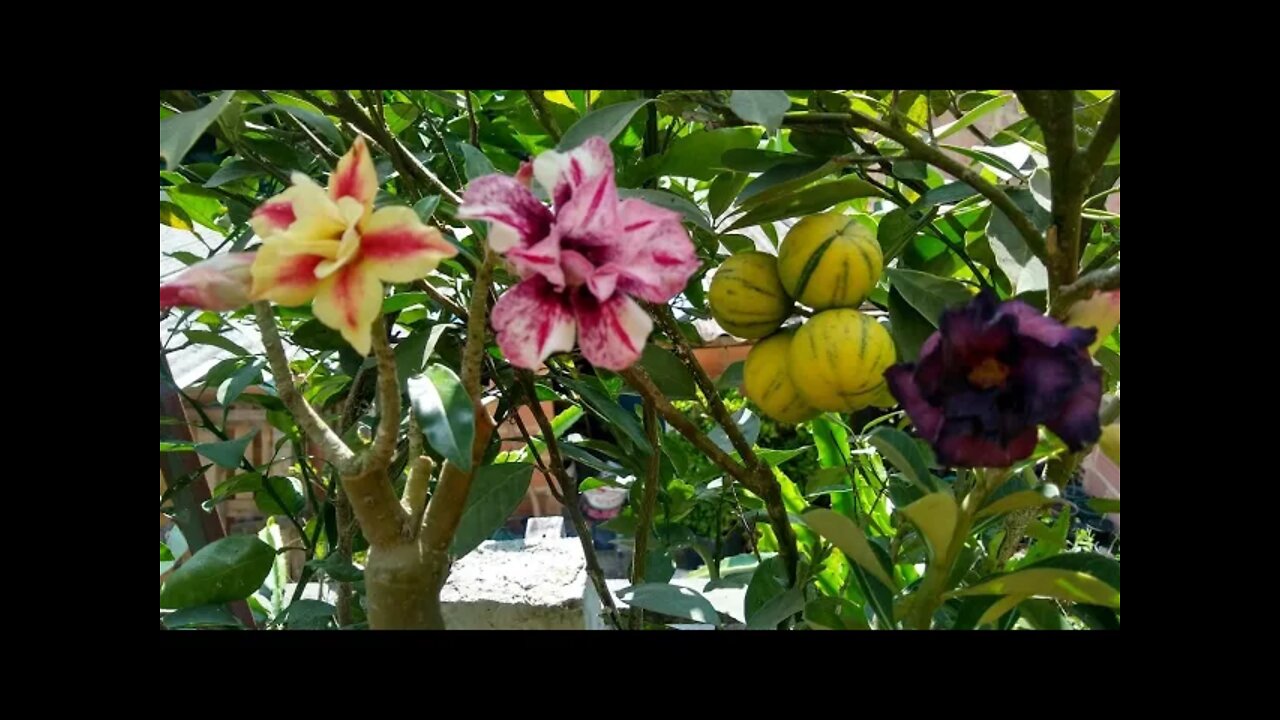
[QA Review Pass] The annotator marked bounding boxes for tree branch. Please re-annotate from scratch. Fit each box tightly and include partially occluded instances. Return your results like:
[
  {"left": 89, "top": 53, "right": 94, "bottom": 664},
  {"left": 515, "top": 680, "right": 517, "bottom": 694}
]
[
  {"left": 524, "top": 90, "right": 562, "bottom": 142},
  {"left": 464, "top": 90, "right": 479, "bottom": 147},
  {"left": 363, "top": 314, "right": 400, "bottom": 473},
  {"left": 253, "top": 302, "right": 357, "bottom": 473},
  {"left": 1049, "top": 264, "right": 1120, "bottom": 318}
]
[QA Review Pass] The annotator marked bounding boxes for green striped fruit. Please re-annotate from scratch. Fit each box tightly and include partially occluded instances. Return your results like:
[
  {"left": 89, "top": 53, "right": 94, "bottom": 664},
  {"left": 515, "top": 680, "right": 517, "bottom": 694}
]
[
  {"left": 743, "top": 331, "right": 820, "bottom": 424},
  {"left": 789, "top": 309, "right": 896, "bottom": 413},
  {"left": 708, "top": 251, "right": 793, "bottom": 339},
  {"left": 778, "top": 213, "right": 883, "bottom": 310}
]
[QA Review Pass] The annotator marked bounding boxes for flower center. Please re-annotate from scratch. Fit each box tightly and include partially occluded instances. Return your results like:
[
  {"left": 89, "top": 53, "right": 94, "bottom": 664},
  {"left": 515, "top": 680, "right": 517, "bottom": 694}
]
[{"left": 967, "top": 356, "right": 1010, "bottom": 390}]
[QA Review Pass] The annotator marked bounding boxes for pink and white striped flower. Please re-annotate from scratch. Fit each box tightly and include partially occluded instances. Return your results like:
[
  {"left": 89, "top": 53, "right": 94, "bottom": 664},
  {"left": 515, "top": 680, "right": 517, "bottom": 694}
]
[
  {"left": 246, "top": 137, "right": 457, "bottom": 355},
  {"left": 458, "top": 137, "right": 701, "bottom": 370}
]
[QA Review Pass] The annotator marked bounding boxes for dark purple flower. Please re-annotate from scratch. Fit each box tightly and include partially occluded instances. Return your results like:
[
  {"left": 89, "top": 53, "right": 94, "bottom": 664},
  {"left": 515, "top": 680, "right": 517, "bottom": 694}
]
[{"left": 884, "top": 290, "right": 1102, "bottom": 468}]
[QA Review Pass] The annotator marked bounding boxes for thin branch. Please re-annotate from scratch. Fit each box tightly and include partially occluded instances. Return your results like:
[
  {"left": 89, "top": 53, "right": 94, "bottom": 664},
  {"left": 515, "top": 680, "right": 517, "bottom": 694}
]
[
  {"left": 253, "top": 302, "right": 357, "bottom": 473},
  {"left": 412, "top": 279, "right": 468, "bottom": 322},
  {"left": 524, "top": 90, "right": 562, "bottom": 142},
  {"left": 1050, "top": 264, "right": 1121, "bottom": 318},
  {"left": 516, "top": 370, "right": 622, "bottom": 629},
  {"left": 464, "top": 90, "right": 479, "bottom": 147},
  {"left": 363, "top": 314, "right": 400, "bottom": 473}
]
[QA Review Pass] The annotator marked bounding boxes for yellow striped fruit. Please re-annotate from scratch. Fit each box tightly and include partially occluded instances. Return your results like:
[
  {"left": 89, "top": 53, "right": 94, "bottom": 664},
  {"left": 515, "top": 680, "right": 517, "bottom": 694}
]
[
  {"left": 778, "top": 213, "right": 883, "bottom": 310},
  {"left": 708, "top": 251, "right": 793, "bottom": 339},
  {"left": 789, "top": 309, "right": 896, "bottom": 412},
  {"left": 743, "top": 331, "right": 820, "bottom": 424}
]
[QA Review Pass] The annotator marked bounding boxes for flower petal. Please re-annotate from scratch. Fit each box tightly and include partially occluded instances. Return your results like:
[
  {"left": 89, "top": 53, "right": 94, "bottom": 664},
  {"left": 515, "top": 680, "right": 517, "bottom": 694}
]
[
  {"left": 328, "top": 136, "right": 378, "bottom": 209},
  {"left": 593, "top": 198, "right": 700, "bottom": 303},
  {"left": 249, "top": 239, "right": 331, "bottom": 307},
  {"left": 250, "top": 178, "right": 346, "bottom": 241},
  {"left": 572, "top": 290, "right": 652, "bottom": 371},
  {"left": 938, "top": 290, "right": 1016, "bottom": 367},
  {"left": 1000, "top": 299, "right": 1094, "bottom": 350},
  {"left": 507, "top": 231, "right": 566, "bottom": 287},
  {"left": 533, "top": 136, "right": 614, "bottom": 208},
  {"left": 933, "top": 425, "right": 1038, "bottom": 468},
  {"left": 1044, "top": 361, "right": 1102, "bottom": 450},
  {"left": 312, "top": 261, "right": 383, "bottom": 356},
  {"left": 249, "top": 196, "right": 297, "bottom": 238},
  {"left": 357, "top": 206, "right": 457, "bottom": 283},
  {"left": 457, "top": 174, "right": 554, "bottom": 253},
  {"left": 1012, "top": 340, "right": 1085, "bottom": 426},
  {"left": 885, "top": 364, "right": 944, "bottom": 442},
  {"left": 160, "top": 253, "right": 256, "bottom": 312},
  {"left": 491, "top": 276, "right": 577, "bottom": 369},
  {"left": 552, "top": 165, "right": 620, "bottom": 245}
]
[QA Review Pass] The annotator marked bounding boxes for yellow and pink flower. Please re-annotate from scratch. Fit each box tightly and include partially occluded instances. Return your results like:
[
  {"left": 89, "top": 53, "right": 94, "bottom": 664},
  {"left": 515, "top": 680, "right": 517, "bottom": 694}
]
[
  {"left": 458, "top": 137, "right": 700, "bottom": 370},
  {"left": 160, "top": 252, "right": 256, "bottom": 312},
  {"left": 247, "top": 137, "right": 457, "bottom": 355}
]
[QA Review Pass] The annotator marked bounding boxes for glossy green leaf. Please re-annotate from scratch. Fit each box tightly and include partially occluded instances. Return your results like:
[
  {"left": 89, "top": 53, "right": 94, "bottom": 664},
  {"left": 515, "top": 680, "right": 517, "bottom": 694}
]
[
  {"left": 884, "top": 268, "right": 974, "bottom": 326},
  {"left": 901, "top": 492, "right": 960, "bottom": 562},
  {"left": 558, "top": 99, "right": 653, "bottom": 151},
  {"left": 744, "top": 555, "right": 789, "bottom": 625},
  {"left": 708, "top": 172, "right": 749, "bottom": 219},
  {"left": 868, "top": 427, "right": 937, "bottom": 492},
  {"left": 662, "top": 128, "right": 761, "bottom": 180},
  {"left": 184, "top": 330, "right": 250, "bottom": 357},
  {"left": 159, "top": 535, "right": 276, "bottom": 609},
  {"left": 162, "top": 604, "right": 244, "bottom": 629},
  {"left": 194, "top": 430, "right": 257, "bottom": 470},
  {"left": 255, "top": 476, "right": 305, "bottom": 517},
  {"left": 409, "top": 364, "right": 476, "bottom": 472},
  {"left": 563, "top": 377, "right": 651, "bottom": 452},
  {"left": 803, "top": 508, "right": 895, "bottom": 589},
  {"left": 204, "top": 160, "right": 264, "bottom": 188},
  {"left": 450, "top": 463, "right": 535, "bottom": 557},
  {"left": 281, "top": 600, "right": 337, "bottom": 629},
  {"left": 736, "top": 157, "right": 830, "bottom": 205},
  {"left": 729, "top": 90, "right": 791, "bottom": 134},
  {"left": 217, "top": 359, "right": 263, "bottom": 407},
  {"left": 953, "top": 568, "right": 1119, "bottom": 608},
  {"left": 160, "top": 91, "right": 235, "bottom": 169},
  {"left": 413, "top": 195, "right": 441, "bottom": 221},
  {"left": 877, "top": 206, "right": 934, "bottom": 263},
  {"left": 638, "top": 345, "right": 697, "bottom": 400},
  {"left": 618, "top": 583, "right": 722, "bottom": 626},
  {"left": 936, "top": 94, "right": 1011, "bottom": 140},
  {"left": 727, "top": 177, "right": 883, "bottom": 231},
  {"left": 720, "top": 148, "right": 803, "bottom": 172},
  {"left": 804, "top": 596, "right": 869, "bottom": 630},
  {"left": 977, "top": 487, "right": 1064, "bottom": 520},
  {"left": 460, "top": 143, "right": 496, "bottom": 181}
]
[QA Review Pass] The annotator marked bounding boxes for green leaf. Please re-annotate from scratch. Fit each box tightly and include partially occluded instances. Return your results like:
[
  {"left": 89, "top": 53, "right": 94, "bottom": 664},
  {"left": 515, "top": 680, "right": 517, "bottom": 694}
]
[
  {"left": 160, "top": 91, "right": 236, "bottom": 169},
  {"left": 877, "top": 206, "right": 934, "bottom": 263},
  {"left": 810, "top": 415, "right": 851, "bottom": 468},
  {"left": 413, "top": 195, "right": 441, "bottom": 222},
  {"left": 884, "top": 268, "right": 975, "bottom": 326},
  {"left": 900, "top": 492, "right": 960, "bottom": 562},
  {"left": 563, "top": 377, "right": 651, "bottom": 452},
  {"left": 868, "top": 427, "right": 937, "bottom": 493},
  {"left": 918, "top": 182, "right": 979, "bottom": 208},
  {"left": 395, "top": 324, "right": 450, "bottom": 390},
  {"left": 202, "top": 472, "right": 263, "bottom": 511},
  {"left": 383, "top": 292, "right": 429, "bottom": 313},
  {"left": 166, "top": 185, "right": 227, "bottom": 232},
  {"left": 159, "top": 535, "right": 276, "bottom": 609},
  {"left": 558, "top": 99, "right": 653, "bottom": 151},
  {"left": 160, "top": 201, "right": 193, "bottom": 231},
  {"left": 248, "top": 103, "right": 344, "bottom": 148},
  {"left": 204, "top": 160, "right": 264, "bottom": 188},
  {"left": 720, "top": 148, "right": 803, "bottom": 172},
  {"left": 729, "top": 90, "right": 791, "bottom": 135},
  {"left": 290, "top": 318, "right": 347, "bottom": 351},
  {"left": 892, "top": 160, "right": 928, "bottom": 180},
  {"left": 194, "top": 430, "right": 257, "bottom": 470},
  {"left": 720, "top": 234, "right": 756, "bottom": 254},
  {"left": 708, "top": 408, "right": 760, "bottom": 455},
  {"left": 460, "top": 142, "right": 496, "bottom": 181},
  {"left": 450, "top": 463, "right": 535, "bottom": 557},
  {"left": 638, "top": 345, "right": 697, "bottom": 400},
  {"left": 976, "top": 487, "right": 1064, "bottom": 520},
  {"left": 952, "top": 567, "right": 1120, "bottom": 608},
  {"left": 886, "top": 286, "right": 935, "bottom": 362},
  {"left": 184, "top": 330, "right": 250, "bottom": 357},
  {"left": 162, "top": 604, "right": 244, "bottom": 629},
  {"left": 708, "top": 172, "right": 748, "bottom": 219},
  {"left": 987, "top": 200, "right": 1048, "bottom": 294},
  {"left": 802, "top": 508, "right": 896, "bottom": 589},
  {"left": 617, "top": 583, "right": 722, "bottom": 626},
  {"left": 804, "top": 596, "right": 869, "bottom": 630},
  {"left": 616, "top": 188, "right": 711, "bottom": 231},
  {"left": 306, "top": 554, "right": 363, "bottom": 583},
  {"left": 280, "top": 600, "right": 336, "bottom": 629},
  {"left": 744, "top": 555, "right": 789, "bottom": 625},
  {"left": 943, "top": 145, "right": 1026, "bottom": 178},
  {"left": 936, "top": 94, "right": 1011, "bottom": 140},
  {"left": 161, "top": 440, "right": 197, "bottom": 453},
  {"left": 662, "top": 128, "right": 761, "bottom": 180},
  {"left": 726, "top": 177, "right": 883, "bottom": 231},
  {"left": 747, "top": 586, "right": 806, "bottom": 629},
  {"left": 757, "top": 446, "right": 811, "bottom": 467},
  {"left": 409, "top": 364, "right": 477, "bottom": 472},
  {"left": 384, "top": 102, "right": 420, "bottom": 136},
  {"left": 716, "top": 361, "right": 744, "bottom": 390},
  {"left": 217, "top": 359, "right": 263, "bottom": 407},
  {"left": 255, "top": 476, "right": 305, "bottom": 517},
  {"left": 735, "top": 157, "right": 830, "bottom": 205}
]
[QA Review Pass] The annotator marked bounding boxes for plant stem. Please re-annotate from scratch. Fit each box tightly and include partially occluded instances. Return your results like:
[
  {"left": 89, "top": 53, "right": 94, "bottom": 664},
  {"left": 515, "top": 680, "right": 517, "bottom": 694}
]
[{"left": 630, "top": 399, "right": 662, "bottom": 629}]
